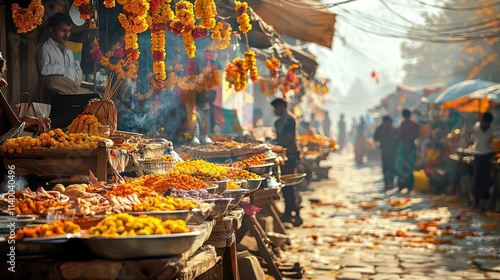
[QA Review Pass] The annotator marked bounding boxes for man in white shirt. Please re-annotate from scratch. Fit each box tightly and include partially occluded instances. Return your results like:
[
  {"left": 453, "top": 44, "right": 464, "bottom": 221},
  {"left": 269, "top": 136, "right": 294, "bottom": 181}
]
[
  {"left": 471, "top": 112, "right": 495, "bottom": 209},
  {"left": 37, "top": 13, "right": 82, "bottom": 103}
]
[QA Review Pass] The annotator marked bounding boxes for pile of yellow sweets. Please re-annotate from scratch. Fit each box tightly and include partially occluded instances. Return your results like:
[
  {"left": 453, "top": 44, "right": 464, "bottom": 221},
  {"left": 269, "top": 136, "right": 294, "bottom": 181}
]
[
  {"left": 0, "top": 128, "right": 104, "bottom": 153},
  {"left": 172, "top": 159, "right": 229, "bottom": 181},
  {"left": 132, "top": 196, "right": 198, "bottom": 212},
  {"left": 88, "top": 213, "right": 189, "bottom": 237}
]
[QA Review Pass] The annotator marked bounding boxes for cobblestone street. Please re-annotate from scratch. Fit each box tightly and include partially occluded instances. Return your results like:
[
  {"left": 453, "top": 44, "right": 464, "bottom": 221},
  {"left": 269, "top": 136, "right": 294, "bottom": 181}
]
[{"left": 280, "top": 150, "right": 500, "bottom": 280}]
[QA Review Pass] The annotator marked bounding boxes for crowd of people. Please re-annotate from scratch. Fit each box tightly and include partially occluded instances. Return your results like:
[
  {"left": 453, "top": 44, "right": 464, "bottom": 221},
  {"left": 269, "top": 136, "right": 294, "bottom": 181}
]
[{"left": 363, "top": 107, "right": 500, "bottom": 212}]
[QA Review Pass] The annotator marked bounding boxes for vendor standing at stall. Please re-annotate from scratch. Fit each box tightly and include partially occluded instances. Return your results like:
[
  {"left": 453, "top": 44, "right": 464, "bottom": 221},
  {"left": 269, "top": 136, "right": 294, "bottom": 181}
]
[
  {"left": 396, "top": 109, "right": 420, "bottom": 193},
  {"left": 37, "top": 13, "right": 82, "bottom": 103},
  {"left": 271, "top": 98, "right": 302, "bottom": 226}
]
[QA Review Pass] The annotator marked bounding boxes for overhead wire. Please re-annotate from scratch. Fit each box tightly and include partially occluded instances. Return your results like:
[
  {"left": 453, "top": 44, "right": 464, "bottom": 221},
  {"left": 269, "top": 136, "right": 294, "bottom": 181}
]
[{"left": 410, "top": 0, "right": 500, "bottom": 11}]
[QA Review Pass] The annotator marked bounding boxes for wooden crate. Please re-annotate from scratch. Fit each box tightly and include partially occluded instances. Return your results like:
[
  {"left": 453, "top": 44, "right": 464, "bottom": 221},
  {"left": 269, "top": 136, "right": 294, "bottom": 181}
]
[{"left": 1, "top": 143, "right": 109, "bottom": 181}]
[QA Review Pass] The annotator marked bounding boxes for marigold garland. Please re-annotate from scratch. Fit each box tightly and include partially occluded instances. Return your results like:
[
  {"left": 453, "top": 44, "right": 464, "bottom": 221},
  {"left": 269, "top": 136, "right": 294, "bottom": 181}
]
[
  {"left": 73, "top": 0, "right": 92, "bottom": 19},
  {"left": 195, "top": 0, "right": 217, "bottom": 29},
  {"left": 97, "top": 41, "right": 138, "bottom": 80},
  {"left": 235, "top": 1, "right": 252, "bottom": 34},
  {"left": 265, "top": 58, "right": 281, "bottom": 79},
  {"left": 212, "top": 21, "right": 232, "bottom": 50},
  {"left": 11, "top": 0, "right": 45, "bottom": 34},
  {"left": 225, "top": 58, "right": 247, "bottom": 92},
  {"left": 147, "top": 0, "right": 174, "bottom": 87},
  {"left": 117, "top": 0, "right": 150, "bottom": 61},
  {"left": 104, "top": 0, "right": 116, "bottom": 8},
  {"left": 244, "top": 51, "right": 259, "bottom": 82}
]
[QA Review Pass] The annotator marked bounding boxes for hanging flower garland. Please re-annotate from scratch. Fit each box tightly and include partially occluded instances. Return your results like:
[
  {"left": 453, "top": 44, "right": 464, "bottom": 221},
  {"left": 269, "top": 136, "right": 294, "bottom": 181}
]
[
  {"left": 195, "top": 0, "right": 217, "bottom": 29},
  {"left": 96, "top": 40, "right": 138, "bottom": 80},
  {"left": 117, "top": 0, "right": 150, "bottom": 61},
  {"left": 11, "top": 0, "right": 45, "bottom": 34},
  {"left": 225, "top": 58, "right": 247, "bottom": 92},
  {"left": 235, "top": 1, "right": 252, "bottom": 34},
  {"left": 104, "top": 0, "right": 116, "bottom": 8},
  {"left": 265, "top": 58, "right": 281, "bottom": 79},
  {"left": 73, "top": 0, "right": 92, "bottom": 19},
  {"left": 147, "top": 0, "right": 174, "bottom": 87},
  {"left": 244, "top": 51, "right": 259, "bottom": 82},
  {"left": 212, "top": 21, "right": 232, "bottom": 50}
]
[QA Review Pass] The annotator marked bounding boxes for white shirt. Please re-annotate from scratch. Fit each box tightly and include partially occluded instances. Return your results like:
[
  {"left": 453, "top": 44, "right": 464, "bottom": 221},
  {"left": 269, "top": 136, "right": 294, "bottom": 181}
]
[
  {"left": 472, "top": 122, "right": 496, "bottom": 155},
  {"left": 36, "top": 37, "right": 82, "bottom": 83}
]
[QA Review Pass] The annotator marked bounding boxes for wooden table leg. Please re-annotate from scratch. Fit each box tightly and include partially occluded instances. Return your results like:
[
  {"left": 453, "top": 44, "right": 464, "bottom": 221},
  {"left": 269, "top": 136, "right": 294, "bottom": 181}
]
[
  {"left": 267, "top": 201, "right": 287, "bottom": 234},
  {"left": 244, "top": 215, "right": 282, "bottom": 280},
  {"left": 229, "top": 239, "right": 239, "bottom": 280}
]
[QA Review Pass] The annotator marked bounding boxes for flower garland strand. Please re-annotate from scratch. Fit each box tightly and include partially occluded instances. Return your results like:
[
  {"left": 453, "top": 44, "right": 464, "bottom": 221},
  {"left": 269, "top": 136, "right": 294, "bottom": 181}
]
[
  {"left": 73, "top": 0, "right": 92, "bottom": 19},
  {"left": 225, "top": 58, "right": 247, "bottom": 92},
  {"left": 212, "top": 21, "right": 232, "bottom": 50},
  {"left": 244, "top": 51, "right": 259, "bottom": 82},
  {"left": 104, "top": 0, "right": 116, "bottom": 8},
  {"left": 235, "top": 1, "right": 252, "bottom": 35},
  {"left": 195, "top": 0, "right": 217, "bottom": 29},
  {"left": 11, "top": 0, "right": 45, "bottom": 34},
  {"left": 265, "top": 58, "right": 281, "bottom": 79},
  {"left": 117, "top": 0, "right": 150, "bottom": 61},
  {"left": 147, "top": 0, "right": 174, "bottom": 87},
  {"left": 96, "top": 40, "right": 138, "bottom": 80}
]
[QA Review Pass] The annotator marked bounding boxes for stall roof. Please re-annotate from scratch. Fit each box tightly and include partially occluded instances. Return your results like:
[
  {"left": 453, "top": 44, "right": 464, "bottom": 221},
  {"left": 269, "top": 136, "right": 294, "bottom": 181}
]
[{"left": 246, "top": 0, "right": 337, "bottom": 48}]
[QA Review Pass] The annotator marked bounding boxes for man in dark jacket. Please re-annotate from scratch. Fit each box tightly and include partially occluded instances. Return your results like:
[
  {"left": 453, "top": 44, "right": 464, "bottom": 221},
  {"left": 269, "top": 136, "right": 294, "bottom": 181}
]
[{"left": 374, "top": 115, "right": 398, "bottom": 189}]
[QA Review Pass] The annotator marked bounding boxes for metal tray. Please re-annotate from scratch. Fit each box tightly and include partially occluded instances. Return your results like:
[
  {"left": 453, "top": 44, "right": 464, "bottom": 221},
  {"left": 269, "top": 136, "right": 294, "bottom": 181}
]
[
  {"left": 80, "top": 231, "right": 200, "bottom": 260},
  {"left": 0, "top": 234, "right": 74, "bottom": 257},
  {"left": 127, "top": 210, "right": 191, "bottom": 221}
]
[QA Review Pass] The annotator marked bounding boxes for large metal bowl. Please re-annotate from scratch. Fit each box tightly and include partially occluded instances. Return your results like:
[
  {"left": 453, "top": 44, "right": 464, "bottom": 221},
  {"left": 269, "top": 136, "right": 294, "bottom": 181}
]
[
  {"left": 187, "top": 205, "right": 214, "bottom": 225},
  {"left": 246, "top": 163, "right": 274, "bottom": 176},
  {"left": 80, "top": 231, "right": 200, "bottom": 260},
  {"left": 205, "top": 179, "right": 229, "bottom": 193},
  {"left": 221, "top": 189, "right": 249, "bottom": 208},
  {"left": 127, "top": 210, "right": 191, "bottom": 222},
  {"left": 205, "top": 185, "right": 219, "bottom": 194},
  {"left": 239, "top": 177, "right": 265, "bottom": 194},
  {"left": 203, "top": 198, "right": 234, "bottom": 219},
  {"left": 281, "top": 173, "right": 307, "bottom": 187}
]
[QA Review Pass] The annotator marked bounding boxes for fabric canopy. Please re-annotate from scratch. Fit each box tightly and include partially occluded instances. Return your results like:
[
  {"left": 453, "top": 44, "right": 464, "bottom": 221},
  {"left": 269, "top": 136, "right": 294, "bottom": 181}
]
[
  {"left": 433, "top": 79, "right": 497, "bottom": 104},
  {"left": 246, "top": 0, "right": 337, "bottom": 48},
  {"left": 440, "top": 84, "right": 500, "bottom": 113}
]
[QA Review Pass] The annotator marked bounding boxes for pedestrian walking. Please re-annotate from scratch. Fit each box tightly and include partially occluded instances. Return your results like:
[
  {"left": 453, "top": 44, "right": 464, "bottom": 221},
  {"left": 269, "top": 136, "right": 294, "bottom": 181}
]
[
  {"left": 470, "top": 112, "right": 496, "bottom": 209},
  {"left": 337, "top": 114, "right": 346, "bottom": 151},
  {"left": 354, "top": 117, "right": 366, "bottom": 165},
  {"left": 396, "top": 109, "right": 420, "bottom": 192},
  {"left": 374, "top": 115, "right": 398, "bottom": 189}
]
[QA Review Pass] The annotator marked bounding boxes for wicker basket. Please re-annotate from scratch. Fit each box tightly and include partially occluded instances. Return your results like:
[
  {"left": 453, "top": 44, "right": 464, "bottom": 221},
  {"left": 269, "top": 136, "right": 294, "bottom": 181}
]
[{"left": 137, "top": 159, "right": 175, "bottom": 175}]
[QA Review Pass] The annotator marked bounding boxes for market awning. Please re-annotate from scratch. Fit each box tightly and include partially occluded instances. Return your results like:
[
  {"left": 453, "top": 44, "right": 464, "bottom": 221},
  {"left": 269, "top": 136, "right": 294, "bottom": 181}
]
[{"left": 246, "top": 0, "right": 337, "bottom": 48}]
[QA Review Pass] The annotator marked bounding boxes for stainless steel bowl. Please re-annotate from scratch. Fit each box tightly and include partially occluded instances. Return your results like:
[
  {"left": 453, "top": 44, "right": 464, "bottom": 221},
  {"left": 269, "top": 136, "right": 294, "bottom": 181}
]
[
  {"left": 221, "top": 189, "right": 249, "bottom": 208},
  {"left": 205, "top": 179, "right": 229, "bottom": 193},
  {"left": 243, "top": 177, "right": 265, "bottom": 193},
  {"left": 187, "top": 205, "right": 214, "bottom": 225},
  {"left": 1, "top": 235, "right": 72, "bottom": 257},
  {"left": 80, "top": 231, "right": 200, "bottom": 260},
  {"left": 246, "top": 163, "right": 274, "bottom": 176},
  {"left": 205, "top": 185, "right": 219, "bottom": 194},
  {"left": 281, "top": 173, "right": 307, "bottom": 187},
  {"left": 127, "top": 210, "right": 191, "bottom": 222},
  {"left": 203, "top": 198, "right": 234, "bottom": 219}
]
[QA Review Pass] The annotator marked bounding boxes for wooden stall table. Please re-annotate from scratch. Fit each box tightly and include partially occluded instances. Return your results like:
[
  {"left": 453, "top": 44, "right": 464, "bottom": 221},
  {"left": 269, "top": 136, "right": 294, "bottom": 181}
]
[
  {"left": 235, "top": 187, "right": 284, "bottom": 280},
  {"left": 201, "top": 209, "right": 244, "bottom": 280}
]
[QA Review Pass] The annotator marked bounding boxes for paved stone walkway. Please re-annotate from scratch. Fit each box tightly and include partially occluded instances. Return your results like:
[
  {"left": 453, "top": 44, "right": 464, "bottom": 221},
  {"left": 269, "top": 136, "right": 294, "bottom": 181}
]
[{"left": 279, "top": 151, "right": 500, "bottom": 280}]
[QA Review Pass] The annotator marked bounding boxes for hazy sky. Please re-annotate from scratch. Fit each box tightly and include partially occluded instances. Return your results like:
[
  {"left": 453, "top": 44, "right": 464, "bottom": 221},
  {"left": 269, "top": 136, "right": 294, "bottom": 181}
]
[{"left": 308, "top": 0, "right": 432, "bottom": 134}]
